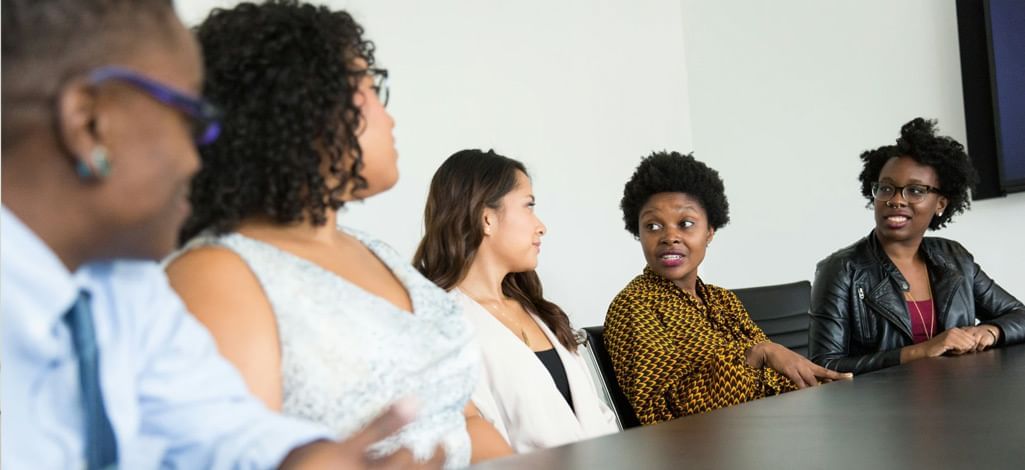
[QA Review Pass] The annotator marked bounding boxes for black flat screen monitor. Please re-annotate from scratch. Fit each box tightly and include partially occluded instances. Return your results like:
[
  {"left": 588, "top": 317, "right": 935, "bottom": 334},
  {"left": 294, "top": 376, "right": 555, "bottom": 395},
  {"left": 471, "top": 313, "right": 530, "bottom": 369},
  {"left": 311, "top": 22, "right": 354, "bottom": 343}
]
[{"left": 987, "top": 0, "right": 1025, "bottom": 192}]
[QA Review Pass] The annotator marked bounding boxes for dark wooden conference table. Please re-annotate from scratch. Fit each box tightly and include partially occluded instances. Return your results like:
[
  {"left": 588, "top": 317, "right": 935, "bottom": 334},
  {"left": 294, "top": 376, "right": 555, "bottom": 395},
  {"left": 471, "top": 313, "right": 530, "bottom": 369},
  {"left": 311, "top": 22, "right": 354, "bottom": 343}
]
[{"left": 473, "top": 344, "right": 1025, "bottom": 470}]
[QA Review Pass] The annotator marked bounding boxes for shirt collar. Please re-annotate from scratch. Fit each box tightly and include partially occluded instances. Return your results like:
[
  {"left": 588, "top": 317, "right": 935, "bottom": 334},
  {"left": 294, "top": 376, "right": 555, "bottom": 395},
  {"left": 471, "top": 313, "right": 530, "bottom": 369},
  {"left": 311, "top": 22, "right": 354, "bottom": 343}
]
[
  {"left": 1, "top": 206, "right": 80, "bottom": 329},
  {"left": 641, "top": 266, "right": 708, "bottom": 304}
]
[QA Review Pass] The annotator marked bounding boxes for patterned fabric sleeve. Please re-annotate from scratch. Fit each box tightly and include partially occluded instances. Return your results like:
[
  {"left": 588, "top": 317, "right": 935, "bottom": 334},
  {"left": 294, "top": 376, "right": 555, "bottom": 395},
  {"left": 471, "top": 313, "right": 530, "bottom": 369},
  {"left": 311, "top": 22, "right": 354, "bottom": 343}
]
[
  {"left": 722, "top": 290, "right": 799, "bottom": 396},
  {"left": 606, "top": 289, "right": 784, "bottom": 424},
  {"left": 666, "top": 340, "right": 769, "bottom": 419}
]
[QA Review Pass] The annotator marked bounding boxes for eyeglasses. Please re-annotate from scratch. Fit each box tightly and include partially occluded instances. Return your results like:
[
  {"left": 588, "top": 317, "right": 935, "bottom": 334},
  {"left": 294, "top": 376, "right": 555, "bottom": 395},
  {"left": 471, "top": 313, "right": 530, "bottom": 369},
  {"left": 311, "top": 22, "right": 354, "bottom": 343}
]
[
  {"left": 366, "top": 67, "right": 389, "bottom": 107},
  {"left": 871, "top": 182, "right": 942, "bottom": 204},
  {"left": 87, "top": 66, "right": 222, "bottom": 146}
]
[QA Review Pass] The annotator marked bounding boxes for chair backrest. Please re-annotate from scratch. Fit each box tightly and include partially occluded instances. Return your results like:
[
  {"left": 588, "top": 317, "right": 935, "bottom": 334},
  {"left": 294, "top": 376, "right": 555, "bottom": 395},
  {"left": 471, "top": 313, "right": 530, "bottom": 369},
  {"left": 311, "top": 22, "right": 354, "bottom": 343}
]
[
  {"left": 731, "top": 280, "right": 812, "bottom": 357},
  {"left": 578, "top": 326, "right": 641, "bottom": 429}
]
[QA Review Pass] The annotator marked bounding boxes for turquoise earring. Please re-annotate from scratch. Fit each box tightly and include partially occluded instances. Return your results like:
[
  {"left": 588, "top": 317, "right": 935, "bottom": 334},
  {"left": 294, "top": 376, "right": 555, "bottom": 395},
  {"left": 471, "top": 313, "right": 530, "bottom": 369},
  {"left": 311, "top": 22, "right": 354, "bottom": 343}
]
[{"left": 75, "top": 146, "right": 112, "bottom": 180}]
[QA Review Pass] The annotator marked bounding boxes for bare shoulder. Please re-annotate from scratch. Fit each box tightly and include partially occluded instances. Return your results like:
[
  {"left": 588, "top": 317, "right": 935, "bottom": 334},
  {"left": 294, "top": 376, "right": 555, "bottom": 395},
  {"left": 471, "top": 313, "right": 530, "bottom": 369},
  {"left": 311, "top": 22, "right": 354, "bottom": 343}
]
[
  {"left": 166, "top": 246, "right": 262, "bottom": 290},
  {"left": 165, "top": 246, "right": 272, "bottom": 324},
  {"left": 166, "top": 246, "right": 284, "bottom": 408}
]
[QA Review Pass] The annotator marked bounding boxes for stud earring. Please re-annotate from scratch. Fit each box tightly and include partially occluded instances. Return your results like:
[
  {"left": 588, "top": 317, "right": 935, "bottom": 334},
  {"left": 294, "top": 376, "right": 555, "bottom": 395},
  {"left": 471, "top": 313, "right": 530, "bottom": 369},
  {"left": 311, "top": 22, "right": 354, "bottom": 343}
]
[{"left": 75, "top": 145, "right": 112, "bottom": 180}]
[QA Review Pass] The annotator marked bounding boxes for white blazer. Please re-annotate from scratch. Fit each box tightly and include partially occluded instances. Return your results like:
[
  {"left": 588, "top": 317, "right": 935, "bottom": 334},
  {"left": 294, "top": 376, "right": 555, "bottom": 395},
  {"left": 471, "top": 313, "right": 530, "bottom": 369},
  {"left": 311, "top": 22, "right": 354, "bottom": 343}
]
[{"left": 453, "top": 290, "right": 618, "bottom": 453}]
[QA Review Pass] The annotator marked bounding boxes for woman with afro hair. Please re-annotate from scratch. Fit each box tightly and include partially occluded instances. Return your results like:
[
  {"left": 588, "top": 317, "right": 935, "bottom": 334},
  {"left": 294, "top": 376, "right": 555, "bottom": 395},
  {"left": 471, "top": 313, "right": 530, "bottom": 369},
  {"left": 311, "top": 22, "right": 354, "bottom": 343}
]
[
  {"left": 604, "top": 151, "right": 849, "bottom": 425},
  {"left": 809, "top": 117, "right": 1025, "bottom": 375},
  {"left": 164, "top": 1, "right": 511, "bottom": 466}
]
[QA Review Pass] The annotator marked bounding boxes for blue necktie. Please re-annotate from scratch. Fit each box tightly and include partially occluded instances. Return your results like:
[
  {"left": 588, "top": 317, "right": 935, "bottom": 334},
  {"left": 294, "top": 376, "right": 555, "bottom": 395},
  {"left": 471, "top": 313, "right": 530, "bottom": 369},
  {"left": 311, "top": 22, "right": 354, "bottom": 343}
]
[{"left": 65, "top": 290, "right": 119, "bottom": 470}]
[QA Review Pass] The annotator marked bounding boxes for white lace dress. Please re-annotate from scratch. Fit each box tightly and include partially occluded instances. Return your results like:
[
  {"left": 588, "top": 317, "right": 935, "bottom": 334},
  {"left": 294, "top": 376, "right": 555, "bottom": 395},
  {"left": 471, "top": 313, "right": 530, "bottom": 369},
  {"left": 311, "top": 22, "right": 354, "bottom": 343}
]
[{"left": 176, "top": 227, "right": 479, "bottom": 468}]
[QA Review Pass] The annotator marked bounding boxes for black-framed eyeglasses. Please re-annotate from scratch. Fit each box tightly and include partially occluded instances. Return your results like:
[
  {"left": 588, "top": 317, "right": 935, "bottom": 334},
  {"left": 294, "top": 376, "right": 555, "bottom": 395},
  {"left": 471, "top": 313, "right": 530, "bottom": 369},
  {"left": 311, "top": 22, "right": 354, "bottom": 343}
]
[
  {"left": 88, "top": 66, "right": 222, "bottom": 146},
  {"left": 366, "top": 67, "right": 389, "bottom": 107},
  {"left": 871, "top": 182, "right": 942, "bottom": 203}
]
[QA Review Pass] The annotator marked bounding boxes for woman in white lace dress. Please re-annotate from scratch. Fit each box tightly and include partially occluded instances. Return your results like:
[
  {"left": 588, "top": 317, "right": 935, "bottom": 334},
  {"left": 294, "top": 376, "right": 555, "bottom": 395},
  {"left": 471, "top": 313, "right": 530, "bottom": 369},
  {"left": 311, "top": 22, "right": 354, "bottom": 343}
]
[{"left": 164, "top": 2, "right": 511, "bottom": 467}]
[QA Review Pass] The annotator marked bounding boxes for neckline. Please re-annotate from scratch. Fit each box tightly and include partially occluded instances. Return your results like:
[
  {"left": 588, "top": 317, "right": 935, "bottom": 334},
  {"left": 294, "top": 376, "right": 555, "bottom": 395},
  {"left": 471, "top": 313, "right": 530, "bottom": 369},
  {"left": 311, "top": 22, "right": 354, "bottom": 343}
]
[
  {"left": 232, "top": 229, "right": 419, "bottom": 316},
  {"left": 642, "top": 267, "right": 709, "bottom": 305},
  {"left": 455, "top": 288, "right": 554, "bottom": 352}
]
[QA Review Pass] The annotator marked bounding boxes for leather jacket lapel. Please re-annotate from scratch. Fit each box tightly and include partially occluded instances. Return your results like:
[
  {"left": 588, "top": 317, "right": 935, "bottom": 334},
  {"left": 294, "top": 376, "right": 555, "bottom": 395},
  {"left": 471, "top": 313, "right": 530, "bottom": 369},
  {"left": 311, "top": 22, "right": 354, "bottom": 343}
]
[
  {"left": 923, "top": 244, "right": 965, "bottom": 330},
  {"left": 865, "top": 276, "right": 913, "bottom": 339},
  {"left": 864, "top": 232, "right": 913, "bottom": 339}
]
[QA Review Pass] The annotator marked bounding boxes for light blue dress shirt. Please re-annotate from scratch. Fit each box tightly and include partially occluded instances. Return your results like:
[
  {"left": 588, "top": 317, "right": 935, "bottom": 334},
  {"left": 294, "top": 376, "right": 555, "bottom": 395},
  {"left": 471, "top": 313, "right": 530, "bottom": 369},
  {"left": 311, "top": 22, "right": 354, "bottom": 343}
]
[{"left": 0, "top": 207, "right": 333, "bottom": 469}]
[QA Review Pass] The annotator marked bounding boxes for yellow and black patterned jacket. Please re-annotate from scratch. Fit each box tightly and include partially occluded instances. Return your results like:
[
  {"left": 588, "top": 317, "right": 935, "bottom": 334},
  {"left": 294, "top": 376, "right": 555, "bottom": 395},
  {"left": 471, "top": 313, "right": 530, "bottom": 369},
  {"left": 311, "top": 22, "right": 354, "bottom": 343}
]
[{"left": 604, "top": 268, "right": 797, "bottom": 425}]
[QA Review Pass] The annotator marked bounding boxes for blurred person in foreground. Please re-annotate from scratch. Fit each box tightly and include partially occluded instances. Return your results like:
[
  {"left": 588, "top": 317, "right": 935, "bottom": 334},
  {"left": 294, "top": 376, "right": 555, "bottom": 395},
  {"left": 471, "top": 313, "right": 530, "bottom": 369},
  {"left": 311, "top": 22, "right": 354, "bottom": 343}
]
[{"left": 1, "top": 0, "right": 441, "bottom": 467}]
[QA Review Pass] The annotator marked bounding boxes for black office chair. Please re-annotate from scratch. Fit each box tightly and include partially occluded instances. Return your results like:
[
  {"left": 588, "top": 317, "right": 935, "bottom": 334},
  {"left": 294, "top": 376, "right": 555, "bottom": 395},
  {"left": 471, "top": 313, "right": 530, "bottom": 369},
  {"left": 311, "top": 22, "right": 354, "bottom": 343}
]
[
  {"left": 578, "top": 326, "right": 641, "bottom": 429},
  {"left": 731, "top": 280, "right": 812, "bottom": 357}
]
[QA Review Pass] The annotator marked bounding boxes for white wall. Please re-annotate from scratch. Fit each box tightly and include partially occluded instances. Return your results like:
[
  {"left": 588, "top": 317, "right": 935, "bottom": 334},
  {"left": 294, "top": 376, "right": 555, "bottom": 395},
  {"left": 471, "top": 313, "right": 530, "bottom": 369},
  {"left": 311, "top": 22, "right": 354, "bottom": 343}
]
[
  {"left": 176, "top": 0, "right": 1023, "bottom": 329},
  {"left": 681, "top": 0, "right": 1024, "bottom": 301},
  {"left": 177, "top": 0, "right": 694, "bottom": 328}
]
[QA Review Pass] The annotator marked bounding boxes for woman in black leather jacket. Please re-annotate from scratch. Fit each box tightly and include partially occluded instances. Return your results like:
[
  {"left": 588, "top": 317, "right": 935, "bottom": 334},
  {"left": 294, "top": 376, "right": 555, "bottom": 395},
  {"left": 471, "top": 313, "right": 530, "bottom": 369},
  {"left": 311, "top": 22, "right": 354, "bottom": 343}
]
[{"left": 809, "top": 118, "right": 1025, "bottom": 375}]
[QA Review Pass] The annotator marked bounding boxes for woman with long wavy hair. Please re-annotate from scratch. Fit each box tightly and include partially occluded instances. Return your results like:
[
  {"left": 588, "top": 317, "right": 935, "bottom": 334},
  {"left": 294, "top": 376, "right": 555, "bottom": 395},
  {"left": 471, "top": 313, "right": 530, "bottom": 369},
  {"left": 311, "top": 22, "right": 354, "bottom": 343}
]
[{"left": 414, "top": 149, "right": 618, "bottom": 453}]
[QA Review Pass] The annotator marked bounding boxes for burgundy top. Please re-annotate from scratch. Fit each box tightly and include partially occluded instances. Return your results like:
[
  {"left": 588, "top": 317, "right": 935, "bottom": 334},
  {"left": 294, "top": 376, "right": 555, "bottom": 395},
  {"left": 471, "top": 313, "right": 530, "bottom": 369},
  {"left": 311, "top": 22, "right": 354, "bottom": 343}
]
[{"left": 907, "top": 299, "right": 937, "bottom": 344}]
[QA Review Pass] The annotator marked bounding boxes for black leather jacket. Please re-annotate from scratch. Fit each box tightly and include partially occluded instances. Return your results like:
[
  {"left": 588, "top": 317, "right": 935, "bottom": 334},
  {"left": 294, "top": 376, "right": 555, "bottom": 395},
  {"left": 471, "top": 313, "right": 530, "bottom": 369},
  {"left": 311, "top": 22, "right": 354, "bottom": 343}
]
[{"left": 809, "top": 231, "right": 1025, "bottom": 374}]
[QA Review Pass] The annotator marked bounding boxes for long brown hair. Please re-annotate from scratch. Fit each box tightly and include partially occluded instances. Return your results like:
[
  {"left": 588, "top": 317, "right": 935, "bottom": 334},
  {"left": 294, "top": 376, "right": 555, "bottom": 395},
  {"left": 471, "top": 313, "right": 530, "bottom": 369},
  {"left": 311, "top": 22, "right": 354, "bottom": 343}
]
[{"left": 414, "top": 149, "right": 577, "bottom": 352}]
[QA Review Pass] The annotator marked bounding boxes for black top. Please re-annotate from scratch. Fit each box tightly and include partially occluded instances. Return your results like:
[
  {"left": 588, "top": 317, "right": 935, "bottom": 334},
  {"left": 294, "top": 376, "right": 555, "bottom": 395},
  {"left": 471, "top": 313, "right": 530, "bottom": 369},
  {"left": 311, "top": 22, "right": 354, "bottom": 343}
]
[{"left": 534, "top": 348, "right": 574, "bottom": 412}]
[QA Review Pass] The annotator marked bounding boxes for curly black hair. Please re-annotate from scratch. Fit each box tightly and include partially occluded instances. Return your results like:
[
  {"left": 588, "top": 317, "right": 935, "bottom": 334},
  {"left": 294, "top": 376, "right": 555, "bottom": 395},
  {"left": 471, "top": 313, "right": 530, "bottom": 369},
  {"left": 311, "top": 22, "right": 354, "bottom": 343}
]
[
  {"left": 179, "top": 0, "right": 376, "bottom": 243},
  {"left": 857, "top": 117, "right": 979, "bottom": 230},
  {"left": 621, "top": 151, "right": 731, "bottom": 237}
]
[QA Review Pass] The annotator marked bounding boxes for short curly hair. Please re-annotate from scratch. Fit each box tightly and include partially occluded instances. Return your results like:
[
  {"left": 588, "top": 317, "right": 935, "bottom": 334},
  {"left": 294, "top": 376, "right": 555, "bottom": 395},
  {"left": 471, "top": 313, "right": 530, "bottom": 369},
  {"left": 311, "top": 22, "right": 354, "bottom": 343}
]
[
  {"left": 857, "top": 117, "right": 979, "bottom": 230},
  {"left": 620, "top": 151, "right": 731, "bottom": 237},
  {"left": 179, "top": 0, "right": 376, "bottom": 243}
]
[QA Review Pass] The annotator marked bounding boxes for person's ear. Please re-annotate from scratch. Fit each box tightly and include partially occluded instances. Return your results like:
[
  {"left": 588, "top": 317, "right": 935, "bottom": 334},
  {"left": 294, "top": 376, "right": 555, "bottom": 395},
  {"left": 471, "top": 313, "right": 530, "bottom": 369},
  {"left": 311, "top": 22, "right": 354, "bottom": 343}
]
[
  {"left": 56, "top": 79, "right": 109, "bottom": 179},
  {"left": 705, "top": 227, "right": 716, "bottom": 247},
  {"left": 935, "top": 195, "right": 949, "bottom": 218},
  {"left": 482, "top": 208, "right": 496, "bottom": 236}
]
